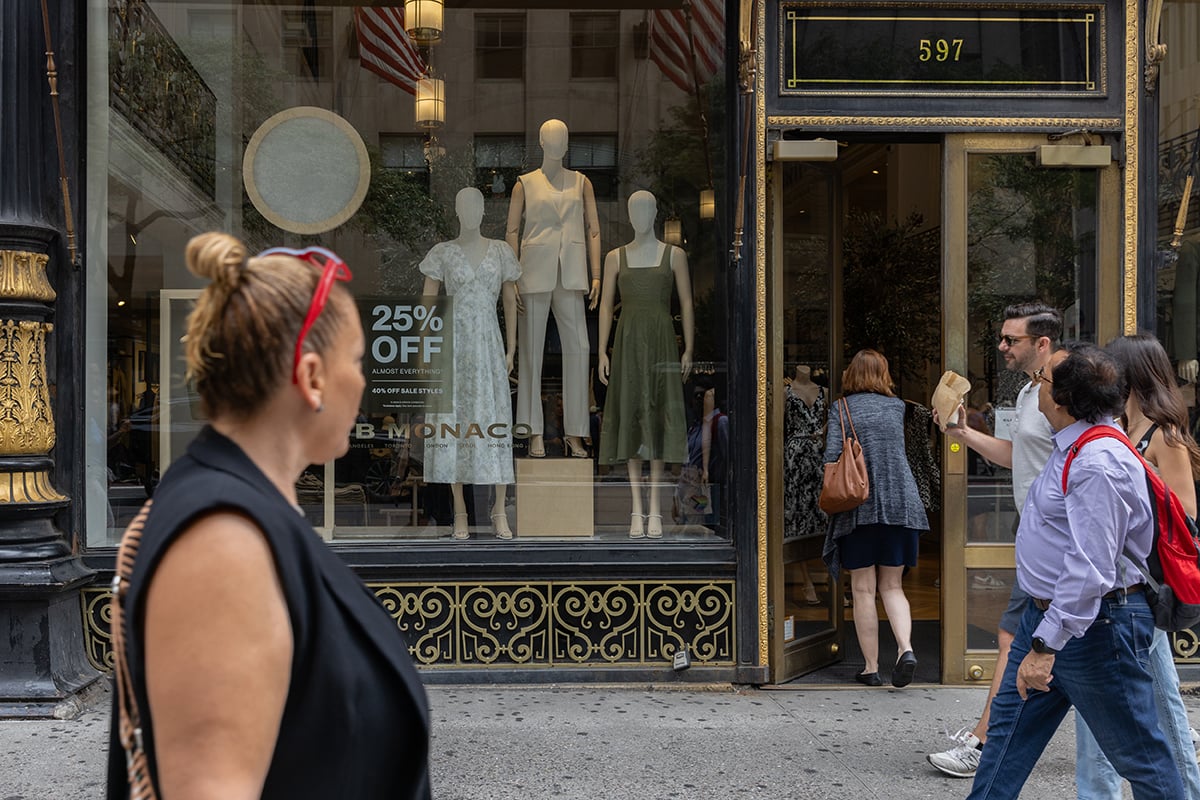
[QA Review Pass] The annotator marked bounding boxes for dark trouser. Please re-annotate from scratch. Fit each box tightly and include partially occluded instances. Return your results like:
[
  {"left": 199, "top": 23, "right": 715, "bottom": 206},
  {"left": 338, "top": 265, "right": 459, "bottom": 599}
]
[{"left": 967, "top": 594, "right": 1185, "bottom": 800}]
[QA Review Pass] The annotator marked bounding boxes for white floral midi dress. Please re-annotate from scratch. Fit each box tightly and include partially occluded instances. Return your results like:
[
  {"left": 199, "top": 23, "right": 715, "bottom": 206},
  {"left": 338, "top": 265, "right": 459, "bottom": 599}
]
[{"left": 419, "top": 239, "right": 520, "bottom": 484}]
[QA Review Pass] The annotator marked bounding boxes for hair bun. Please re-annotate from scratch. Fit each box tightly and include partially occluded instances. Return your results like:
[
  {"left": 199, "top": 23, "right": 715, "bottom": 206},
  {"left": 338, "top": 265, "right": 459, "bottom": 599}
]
[{"left": 185, "top": 232, "right": 247, "bottom": 288}]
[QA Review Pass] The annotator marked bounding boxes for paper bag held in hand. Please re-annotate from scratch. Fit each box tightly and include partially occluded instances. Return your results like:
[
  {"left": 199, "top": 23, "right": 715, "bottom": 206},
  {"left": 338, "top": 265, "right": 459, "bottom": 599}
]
[{"left": 931, "top": 371, "right": 971, "bottom": 432}]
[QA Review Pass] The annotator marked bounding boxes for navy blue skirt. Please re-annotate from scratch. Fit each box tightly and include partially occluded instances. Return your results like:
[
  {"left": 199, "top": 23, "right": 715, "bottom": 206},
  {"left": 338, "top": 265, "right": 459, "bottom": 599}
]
[{"left": 837, "top": 523, "right": 920, "bottom": 570}]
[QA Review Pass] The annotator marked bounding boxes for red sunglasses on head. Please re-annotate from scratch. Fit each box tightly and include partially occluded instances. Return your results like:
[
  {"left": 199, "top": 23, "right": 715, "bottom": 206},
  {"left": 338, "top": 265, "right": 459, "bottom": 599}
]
[{"left": 256, "top": 246, "right": 353, "bottom": 384}]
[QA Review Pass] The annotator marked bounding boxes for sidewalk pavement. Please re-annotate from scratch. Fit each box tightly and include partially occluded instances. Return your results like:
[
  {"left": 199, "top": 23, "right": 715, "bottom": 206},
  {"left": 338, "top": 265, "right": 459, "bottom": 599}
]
[{"left": 2, "top": 678, "right": 1170, "bottom": 799}]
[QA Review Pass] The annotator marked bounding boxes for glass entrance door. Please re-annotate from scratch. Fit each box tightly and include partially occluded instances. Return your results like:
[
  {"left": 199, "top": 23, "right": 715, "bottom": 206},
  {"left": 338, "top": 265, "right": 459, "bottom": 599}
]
[
  {"left": 941, "top": 133, "right": 1122, "bottom": 683},
  {"left": 768, "top": 141, "right": 945, "bottom": 683},
  {"left": 768, "top": 159, "right": 843, "bottom": 681}
]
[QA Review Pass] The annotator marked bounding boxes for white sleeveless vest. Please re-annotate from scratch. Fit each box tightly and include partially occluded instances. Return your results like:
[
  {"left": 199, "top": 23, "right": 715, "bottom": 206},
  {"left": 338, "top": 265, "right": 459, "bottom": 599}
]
[{"left": 516, "top": 169, "right": 588, "bottom": 293}]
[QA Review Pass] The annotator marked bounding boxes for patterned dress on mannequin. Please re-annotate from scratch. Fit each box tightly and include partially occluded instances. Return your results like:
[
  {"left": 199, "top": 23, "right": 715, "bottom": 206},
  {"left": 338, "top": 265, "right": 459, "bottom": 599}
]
[
  {"left": 784, "top": 383, "right": 827, "bottom": 540},
  {"left": 419, "top": 240, "right": 520, "bottom": 484}
]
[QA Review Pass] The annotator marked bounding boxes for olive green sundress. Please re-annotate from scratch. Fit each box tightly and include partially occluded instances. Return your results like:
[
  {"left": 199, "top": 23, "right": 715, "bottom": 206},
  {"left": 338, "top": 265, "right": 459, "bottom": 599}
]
[{"left": 598, "top": 244, "right": 687, "bottom": 465}]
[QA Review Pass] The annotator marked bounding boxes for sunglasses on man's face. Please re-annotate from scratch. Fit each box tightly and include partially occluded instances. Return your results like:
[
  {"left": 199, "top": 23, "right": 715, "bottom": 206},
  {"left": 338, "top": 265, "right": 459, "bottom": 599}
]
[
  {"left": 256, "top": 246, "right": 353, "bottom": 384},
  {"left": 998, "top": 334, "right": 1038, "bottom": 348}
]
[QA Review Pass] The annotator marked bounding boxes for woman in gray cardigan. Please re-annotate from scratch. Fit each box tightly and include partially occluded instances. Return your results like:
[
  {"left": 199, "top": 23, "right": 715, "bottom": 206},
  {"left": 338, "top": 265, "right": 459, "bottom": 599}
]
[{"left": 821, "top": 349, "right": 929, "bottom": 688}]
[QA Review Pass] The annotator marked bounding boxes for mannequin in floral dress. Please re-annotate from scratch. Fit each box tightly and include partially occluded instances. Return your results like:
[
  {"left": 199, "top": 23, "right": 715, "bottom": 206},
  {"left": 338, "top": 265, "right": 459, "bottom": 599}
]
[
  {"left": 421, "top": 188, "right": 520, "bottom": 540},
  {"left": 784, "top": 364, "right": 827, "bottom": 603}
]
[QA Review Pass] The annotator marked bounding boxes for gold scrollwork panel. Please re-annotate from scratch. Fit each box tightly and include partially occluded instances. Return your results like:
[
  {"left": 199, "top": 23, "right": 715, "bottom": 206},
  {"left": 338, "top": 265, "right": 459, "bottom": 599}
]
[
  {"left": 1172, "top": 629, "right": 1200, "bottom": 660},
  {"left": 82, "top": 580, "right": 737, "bottom": 671},
  {"left": 555, "top": 583, "right": 640, "bottom": 663},
  {"left": 82, "top": 588, "right": 116, "bottom": 672}
]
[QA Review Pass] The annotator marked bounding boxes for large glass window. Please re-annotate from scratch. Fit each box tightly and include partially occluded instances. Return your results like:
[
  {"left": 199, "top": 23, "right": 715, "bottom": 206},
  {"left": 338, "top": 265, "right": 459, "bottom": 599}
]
[
  {"left": 570, "top": 13, "right": 619, "bottom": 79},
  {"left": 1156, "top": 0, "right": 1200, "bottom": 429},
  {"left": 475, "top": 13, "right": 525, "bottom": 80},
  {"left": 88, "top": 3, "right": 731, "bottom": 548},
  {"left": 473, "top": 135, "right": 526, "bottom": 200}
]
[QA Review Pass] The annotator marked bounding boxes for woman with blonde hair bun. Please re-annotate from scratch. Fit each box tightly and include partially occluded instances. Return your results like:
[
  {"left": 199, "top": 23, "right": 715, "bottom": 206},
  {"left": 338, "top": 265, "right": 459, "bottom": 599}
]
[{"left": 106, "top": 233, "right": 431, "bottom": 799}]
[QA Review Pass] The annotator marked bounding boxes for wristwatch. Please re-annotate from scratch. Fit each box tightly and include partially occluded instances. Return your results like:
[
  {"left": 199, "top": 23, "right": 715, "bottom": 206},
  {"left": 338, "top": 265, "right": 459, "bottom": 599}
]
[{"left": 1031, "top": 636, "right": 1058, "bottom": 655}]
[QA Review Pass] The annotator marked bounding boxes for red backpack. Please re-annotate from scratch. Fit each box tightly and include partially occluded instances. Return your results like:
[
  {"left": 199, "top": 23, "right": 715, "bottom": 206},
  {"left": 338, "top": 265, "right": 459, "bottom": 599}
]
[{"left": 1062, "top": 426, "right": 1200, "bottom": 631}]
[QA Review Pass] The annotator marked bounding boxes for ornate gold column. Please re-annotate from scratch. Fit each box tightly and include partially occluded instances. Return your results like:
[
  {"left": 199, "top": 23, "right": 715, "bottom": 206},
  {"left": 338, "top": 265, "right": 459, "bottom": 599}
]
[
  {"left": 0, "top": 241, "right": 97, "bottom": 718},
  {"left": 0, "top": 0, "right": 98, "bottom": 718},
  {"left": 0, "top": 251, "right": 66, "bottom": 514}
]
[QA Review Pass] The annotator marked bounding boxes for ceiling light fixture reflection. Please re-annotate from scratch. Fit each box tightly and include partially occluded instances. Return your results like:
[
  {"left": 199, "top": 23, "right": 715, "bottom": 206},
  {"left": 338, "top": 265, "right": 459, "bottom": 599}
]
[
  {"left": 404, "top": 0, "right": 444, "bottom": 44},
  {"left": 415, "top": 74, "right": 445, "bottom": 128}
]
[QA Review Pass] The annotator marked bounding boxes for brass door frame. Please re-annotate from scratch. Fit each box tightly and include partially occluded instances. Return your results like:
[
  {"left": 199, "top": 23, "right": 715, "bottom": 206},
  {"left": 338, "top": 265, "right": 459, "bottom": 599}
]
[
  {"left": 766, "top": 159, "right": 845, "bottom": 683},
  {"left": 940, "top": 132, "right": 1123, "bottom": 683}
]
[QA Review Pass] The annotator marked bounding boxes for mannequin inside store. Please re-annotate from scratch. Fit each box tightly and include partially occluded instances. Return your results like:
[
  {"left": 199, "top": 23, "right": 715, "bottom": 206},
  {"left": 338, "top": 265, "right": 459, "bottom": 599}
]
[{"left": 772, "top": 139, "right": 946, "bottom": 685}]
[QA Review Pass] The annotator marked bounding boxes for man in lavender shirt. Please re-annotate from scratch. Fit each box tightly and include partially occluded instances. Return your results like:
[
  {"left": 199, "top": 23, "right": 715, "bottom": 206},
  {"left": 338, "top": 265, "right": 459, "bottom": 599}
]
[{"left": 966, "top": 344, "right": 1184, "bottom": 800}]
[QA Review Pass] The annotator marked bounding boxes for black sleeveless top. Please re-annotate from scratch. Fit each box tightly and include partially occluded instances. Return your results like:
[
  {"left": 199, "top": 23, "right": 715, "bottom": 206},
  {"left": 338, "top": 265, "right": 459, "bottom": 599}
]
[{"left": 107, "top": 426, "right": 431, "bottom": 799}]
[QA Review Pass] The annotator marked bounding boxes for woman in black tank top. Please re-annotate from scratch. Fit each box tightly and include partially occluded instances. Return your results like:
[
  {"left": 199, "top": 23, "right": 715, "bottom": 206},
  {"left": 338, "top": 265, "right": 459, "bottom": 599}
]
[
  {"left": 108, "top": 234, "right": 431, "bottom": 799},
  {"left": 1107, "top": 333, "right": 1200, "bottom": 518}
]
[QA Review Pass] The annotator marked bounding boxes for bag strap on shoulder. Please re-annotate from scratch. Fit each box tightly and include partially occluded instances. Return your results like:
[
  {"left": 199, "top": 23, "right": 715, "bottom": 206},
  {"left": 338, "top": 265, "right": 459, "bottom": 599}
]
[
  {"left": 838, "top": 397, "right": 860, "bottom": 442},
  {"left": 1062, "top": 426, "right": 1158, "bottom": 495},
  {"left": 111, "top": 500, "right": 159, "bottom": 800}
]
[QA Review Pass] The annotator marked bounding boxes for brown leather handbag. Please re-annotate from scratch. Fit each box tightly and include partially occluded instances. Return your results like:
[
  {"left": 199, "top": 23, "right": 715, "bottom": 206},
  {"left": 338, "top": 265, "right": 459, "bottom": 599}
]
[{"left": 818, "top": 398, "right": 870, "bottom": 514}]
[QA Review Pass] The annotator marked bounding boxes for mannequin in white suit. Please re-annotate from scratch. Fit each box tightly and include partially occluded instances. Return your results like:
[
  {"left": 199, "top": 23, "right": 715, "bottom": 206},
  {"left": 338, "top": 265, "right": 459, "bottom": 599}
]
[{"left": 505, "top": 119, "right": 601, "bottom": 458}]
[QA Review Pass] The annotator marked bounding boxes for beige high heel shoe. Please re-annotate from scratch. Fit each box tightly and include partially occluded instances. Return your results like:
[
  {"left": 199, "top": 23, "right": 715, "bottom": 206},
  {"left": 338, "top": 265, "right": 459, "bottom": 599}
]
[
  {"left": 452, "top": 511, "right": 470, "bottom": 540},
  {"left": 491, "top": 512, "right": 513, "bottom": 540},
  {"left": 629, "top": 513, "right": 646, "bottom": 539},
  {"left": 646, "top": 513, "right": 663, "bottom": 539}
]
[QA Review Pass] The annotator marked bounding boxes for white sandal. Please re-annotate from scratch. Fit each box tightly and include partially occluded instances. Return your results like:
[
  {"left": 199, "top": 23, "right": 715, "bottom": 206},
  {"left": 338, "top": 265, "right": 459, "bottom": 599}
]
[
  {"left": 629, "top": 513, "right": 646, "bottom": 539},
  {"left": 646, "top": 514, "right": 663, "bottom": 539},
  {"left": 452, "top": 511, "right": 470, "bottom": 540},
  {"left": 491, "top": 512, "right": 513, "bottom": 540}
]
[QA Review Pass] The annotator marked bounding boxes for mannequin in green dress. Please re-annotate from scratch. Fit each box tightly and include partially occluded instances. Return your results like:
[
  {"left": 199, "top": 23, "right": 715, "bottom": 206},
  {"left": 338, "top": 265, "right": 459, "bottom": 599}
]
[{"left": 597, "top": 191, "right": 694, "bottom": 539}]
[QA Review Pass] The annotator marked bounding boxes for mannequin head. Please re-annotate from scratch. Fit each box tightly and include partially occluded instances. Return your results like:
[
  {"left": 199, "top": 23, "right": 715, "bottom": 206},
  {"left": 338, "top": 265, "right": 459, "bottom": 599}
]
[
  {"left": 455, "top": 187, "right": 485, "bottom": 231},
  {"left": 539, "top": 119, "right": 569, "bottom": 161},
  {"left": 628, "top": 190, "right": 657, "bottom": 236}
]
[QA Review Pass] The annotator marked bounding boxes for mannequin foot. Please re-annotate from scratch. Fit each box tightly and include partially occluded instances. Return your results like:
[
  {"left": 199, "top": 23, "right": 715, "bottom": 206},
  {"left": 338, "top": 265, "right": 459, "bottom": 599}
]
[
  {"left": 452, "top": 512, "right": 469, "bottom": 540},
  {"left": 629, "top": 513, "right": 646, "bottom": 539},
  {"left": 646, "top": 514, "right": 663, "bottom": 539},
  {"left": 565, "top": 436, "right": 589, "bottom": 458},
  {"left": 491, "top": 512, "right": 513, "bottom": 540},
  {"left": 528, "top": 434, "right": 546, "bottom": 458}
]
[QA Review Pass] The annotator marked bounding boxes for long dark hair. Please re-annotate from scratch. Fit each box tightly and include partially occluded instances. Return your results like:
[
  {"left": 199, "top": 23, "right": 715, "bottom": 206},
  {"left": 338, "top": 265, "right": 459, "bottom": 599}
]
[{"left": 1106, "top": 333, "right": 1200, "bottom": 475}]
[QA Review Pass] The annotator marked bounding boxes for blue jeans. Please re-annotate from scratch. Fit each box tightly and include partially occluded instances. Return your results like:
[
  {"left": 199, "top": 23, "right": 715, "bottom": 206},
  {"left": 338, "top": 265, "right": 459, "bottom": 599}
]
[
  {"left": 1076, "top": 627, "right": 1200, "bottom": 800},
  {"left": 967, "top": 594, "right": 1185, "bottom": 800}
]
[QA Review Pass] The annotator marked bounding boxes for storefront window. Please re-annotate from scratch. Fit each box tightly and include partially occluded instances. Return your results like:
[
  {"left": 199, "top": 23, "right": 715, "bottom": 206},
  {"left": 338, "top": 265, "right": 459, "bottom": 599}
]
[
  {"left": 1156, "top": 0, "right": 1200, "bottom": 423},
  {"left": 87, "top": 2, "right": 731, "bottom": 549}
]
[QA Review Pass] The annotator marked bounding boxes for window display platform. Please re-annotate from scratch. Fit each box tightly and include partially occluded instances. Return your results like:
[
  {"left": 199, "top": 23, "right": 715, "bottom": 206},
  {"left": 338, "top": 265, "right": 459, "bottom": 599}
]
[{"left": 515, "top": 457, "right": 594, "bottom": 537}]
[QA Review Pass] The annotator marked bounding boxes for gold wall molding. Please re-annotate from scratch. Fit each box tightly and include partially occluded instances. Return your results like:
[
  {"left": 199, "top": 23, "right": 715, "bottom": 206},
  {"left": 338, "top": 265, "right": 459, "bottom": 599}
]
[
  {"left": 1123, "top": 0, "right": 1139, "bottom": 332},
  {"left": 0, "top": 320, "right": 59, "bottom": 460},
  {"left": 82, "top": 580, "right": 736, "bottom": 672},
  {"left": 755, "top": 0, "right": 770, "bottom": 668},
  {"left": 0, "top": 250, "right": 56, "bottom": 302},
  {"left": 1144, "top": 0, "right": 1166, "bottom": 92},
  {"left": 767, "top": 115, "right": 1124, "bottom": 130}
]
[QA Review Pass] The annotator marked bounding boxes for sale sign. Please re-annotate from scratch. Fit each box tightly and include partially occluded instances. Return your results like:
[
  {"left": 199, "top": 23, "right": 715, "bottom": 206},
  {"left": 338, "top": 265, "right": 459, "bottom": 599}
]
[{"left": 361, "top": 296, "right": 453, "bottom": 414}]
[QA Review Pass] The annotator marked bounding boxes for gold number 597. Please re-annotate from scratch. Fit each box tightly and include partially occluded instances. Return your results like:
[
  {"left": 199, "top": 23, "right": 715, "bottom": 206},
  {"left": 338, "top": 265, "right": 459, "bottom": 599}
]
[{"left": 918, "top": 38, "right": 964, "bottom": 62}]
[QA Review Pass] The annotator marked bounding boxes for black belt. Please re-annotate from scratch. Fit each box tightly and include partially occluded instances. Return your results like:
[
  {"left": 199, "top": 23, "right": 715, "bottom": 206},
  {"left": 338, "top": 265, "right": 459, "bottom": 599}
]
[{"left": 1030, "top": 583, "right": 1148, "bottom": 612}]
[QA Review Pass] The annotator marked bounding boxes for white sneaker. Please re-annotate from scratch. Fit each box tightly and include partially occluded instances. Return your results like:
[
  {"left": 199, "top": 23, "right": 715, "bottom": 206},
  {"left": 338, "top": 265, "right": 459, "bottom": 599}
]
[
  {"left": 927, "top": 727, "right": 983, "bottom": 778},
  {"left": 972, "top": 574, "right": 1007, "bottom": 591}
]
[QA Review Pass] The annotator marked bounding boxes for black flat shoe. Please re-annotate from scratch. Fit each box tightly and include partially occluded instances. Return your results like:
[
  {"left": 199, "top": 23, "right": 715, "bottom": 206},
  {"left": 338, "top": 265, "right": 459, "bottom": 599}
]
[
  {"left": 855, "top": 671, "right": 883, "bottom": 687},
  {"left": 893, "top": 650, "right": 918, "bottom": 688}
]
